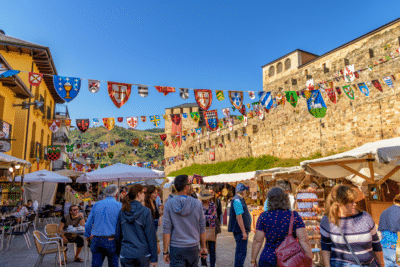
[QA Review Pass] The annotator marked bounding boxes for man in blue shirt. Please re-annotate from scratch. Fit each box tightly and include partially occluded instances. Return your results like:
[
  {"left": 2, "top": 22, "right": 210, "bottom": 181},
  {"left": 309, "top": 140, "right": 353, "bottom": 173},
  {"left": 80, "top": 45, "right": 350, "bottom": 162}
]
[
  {"left": 228, "top": 183, "right": 251, "bottom": 267},
  {"left": 85, "top": 184, "right": 122, "bottom": 267}
]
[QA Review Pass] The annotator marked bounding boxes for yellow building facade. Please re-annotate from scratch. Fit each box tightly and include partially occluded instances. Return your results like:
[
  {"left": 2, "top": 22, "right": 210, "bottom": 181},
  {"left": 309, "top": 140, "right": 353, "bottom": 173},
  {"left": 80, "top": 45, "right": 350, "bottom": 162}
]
[{"left": 0, "top": 30, "right": 64, "bottom": 175}]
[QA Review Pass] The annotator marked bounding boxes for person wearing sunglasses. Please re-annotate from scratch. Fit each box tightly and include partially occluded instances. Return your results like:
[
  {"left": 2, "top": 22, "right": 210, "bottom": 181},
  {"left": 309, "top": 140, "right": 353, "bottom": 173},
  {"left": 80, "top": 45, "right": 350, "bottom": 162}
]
[{"left": 59, "top": 204, "right": 86, "bottom": 263}]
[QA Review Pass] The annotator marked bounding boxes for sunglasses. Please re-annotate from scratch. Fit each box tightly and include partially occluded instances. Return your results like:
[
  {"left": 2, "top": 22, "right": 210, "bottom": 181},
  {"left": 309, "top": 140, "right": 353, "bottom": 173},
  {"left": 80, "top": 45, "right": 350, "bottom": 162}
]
[{"left": 72, "top": 209, "right": 79, "bottom": 211}]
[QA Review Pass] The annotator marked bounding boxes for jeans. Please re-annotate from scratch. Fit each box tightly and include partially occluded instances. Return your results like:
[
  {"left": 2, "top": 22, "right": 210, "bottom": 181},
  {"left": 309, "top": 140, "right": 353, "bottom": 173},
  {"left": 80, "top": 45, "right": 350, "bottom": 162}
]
[
  {"left": 383, "top": 248, "right": 399, "bottom": 267},
  {"left": 120, "top": 256, "right": 150, "bottom": 267},
  {"left": 233, "top": 232, "right": 248, "bottom": 267},
  {"left": 200, "top": 241, "right": 216, "bottom": 267},
  {"left": 170, "top": 245, "right": 199, "bottom": 267},
  {"left": 90, "top": 237, "right": 119, "bottom": 267},
  {"left": 330, "top": 259, "right": 376, "bottom": 267}
]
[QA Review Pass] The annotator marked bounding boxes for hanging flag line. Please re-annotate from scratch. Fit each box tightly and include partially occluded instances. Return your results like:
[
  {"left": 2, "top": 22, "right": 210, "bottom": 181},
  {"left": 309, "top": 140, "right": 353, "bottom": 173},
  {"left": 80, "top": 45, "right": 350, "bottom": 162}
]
[{"left": 2, "top": 47, "right": 399, "bottom": 95}]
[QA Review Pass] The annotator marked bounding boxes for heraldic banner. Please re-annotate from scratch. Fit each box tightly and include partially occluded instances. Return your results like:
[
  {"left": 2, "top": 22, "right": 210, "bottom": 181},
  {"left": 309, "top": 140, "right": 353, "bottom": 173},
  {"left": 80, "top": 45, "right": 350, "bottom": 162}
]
[{"left": 171, "top": 114, "right": 182, "bottom": 148}]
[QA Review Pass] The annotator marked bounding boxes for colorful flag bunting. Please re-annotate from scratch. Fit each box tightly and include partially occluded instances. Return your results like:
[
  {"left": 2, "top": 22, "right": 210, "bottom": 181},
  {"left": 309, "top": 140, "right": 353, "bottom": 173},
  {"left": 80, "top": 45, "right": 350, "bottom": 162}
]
[
  {"left": 371, "top": 80, "right": 383, "bottom": 92},
  {"left": 138, "top": 85, "right": 148, "bottom": 97},
  {"left": 150, "top": 115, "right": 161, "bottom": 127},
  {"left": 258, "top": 91, "right": 273, "bottom": 109},
  {"left": 194, "top": 89, "right": 212, "bottom": 111},
  {"left": 216, "top": 90, "right": 225, "bottom": 101},
  {"left": 92, "top": 118, "right": 99, "bottom": 125},
  {"left": 248, "top": 91, "right": 255, "bottom": 99},
  {"left": 357, "top": 82, "right": 370, "bottom": 96},
  {"left": 342, "top": 85, "right": 355, "bottom": 100},
  {"left": 382, "top": 76, "right": 394, "bottom": 88},
  {"left": 229, "top": 91, "right": 244, "bottom": 110},
  {"left": 222, "top": 108, "right": 230, "bottom": 118},
  {"left": 179, "top": 88, "right": 189, "bottom": 99},
  {"left": 344, "top": 65, "right": 355, "bottom": 83},
  {"left": 155, "top": 86, "right": 175, "bottom": 96},
  {"left": 53, "top": 76, "right": 81, "bottom": 102},
  {"left": 307, "top": 90, "right": 327, "bottom": 118},
  {"left": 141, "top": 116, "right": 147, "bottom": 122},
  {"left": 126, "top": 117, "right": 138, "bottom": 129},
  {"left": 103, "top": 118, "right": 115, "bottom": 130},
  {"left": 285, "top": 91, "right": 298, "bottom": 107},
  {"left": 108, "top": 82, "right": 131, "bottom": 108},
  {"left": 28, "top": 72, "right": 43, "bottom": 86},
  {"left": 88, "top": 79, "right": 100, "bottom": 93},
  {"left": 48, "top": 120, "right": 60, "bottom": 133},
  {"left": 76, "top": 119, "right": 90, "bottom": 133},
  {"left": 204, "top": 110, "right": 218, "bottom": 131},
  {"left": 190, "top": 112, "right": 200, "bottom": 123}
]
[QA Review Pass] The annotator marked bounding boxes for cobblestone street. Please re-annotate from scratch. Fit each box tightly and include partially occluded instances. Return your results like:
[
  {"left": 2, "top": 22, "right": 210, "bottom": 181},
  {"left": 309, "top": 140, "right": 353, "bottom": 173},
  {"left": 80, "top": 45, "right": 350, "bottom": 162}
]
[{"left": 0, "top": 218, "right": 255, "bottom": 267}]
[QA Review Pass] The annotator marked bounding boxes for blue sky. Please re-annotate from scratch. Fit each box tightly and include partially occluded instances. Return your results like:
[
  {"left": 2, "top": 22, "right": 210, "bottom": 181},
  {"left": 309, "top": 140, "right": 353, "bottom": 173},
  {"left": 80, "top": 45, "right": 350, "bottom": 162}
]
[{"left": 2, "top": 0, "right": 399, "bottom": 130}]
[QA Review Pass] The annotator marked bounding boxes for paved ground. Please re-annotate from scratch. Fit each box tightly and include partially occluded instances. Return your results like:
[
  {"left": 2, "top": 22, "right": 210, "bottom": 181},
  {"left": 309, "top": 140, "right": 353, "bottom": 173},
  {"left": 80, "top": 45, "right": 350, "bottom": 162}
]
[{"left": 0, "top": 218, "right": 256, "bottom": 267}]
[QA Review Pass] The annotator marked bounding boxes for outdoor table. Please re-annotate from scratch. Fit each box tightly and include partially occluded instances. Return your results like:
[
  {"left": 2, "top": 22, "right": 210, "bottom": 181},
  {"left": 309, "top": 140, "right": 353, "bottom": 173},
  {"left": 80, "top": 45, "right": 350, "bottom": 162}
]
[{"left": 63, "top": 227, "right": 88, "bottom": 267}]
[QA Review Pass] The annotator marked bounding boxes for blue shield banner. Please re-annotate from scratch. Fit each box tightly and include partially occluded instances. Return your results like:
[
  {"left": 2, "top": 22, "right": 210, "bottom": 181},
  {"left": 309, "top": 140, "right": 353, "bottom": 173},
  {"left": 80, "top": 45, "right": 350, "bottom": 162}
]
[
  {"left": 182, "top": 136, "right": 187, "bottom": 141},
  {"left": 92, "top": 118, "right": 99, "bottom": 125},
  {"left": 228, "top": 91, "right": 244, "bottom": 110},
  {"left": 53, "top": 76, "right": 81, "bottom": 102},
  {"left": 150, "top": 115, "right": 161, "bottom": 127},
  {"left": 100, "top": 142, "right": 108, "bottom": 151},
  {"left": 357, "top": 82, "right": 370, "bottom": 97},
  {"left": 204, "top": 110, "right": 218, "bottom": 131},
  {"left": 307, "top": 90, "right": 327, "bottom": 118},
  {"left": 195, "top": 127, "right": 202, "bottom": 135},
  {"left": 258, "top": 91, "right": 273, "bottom": 110}
]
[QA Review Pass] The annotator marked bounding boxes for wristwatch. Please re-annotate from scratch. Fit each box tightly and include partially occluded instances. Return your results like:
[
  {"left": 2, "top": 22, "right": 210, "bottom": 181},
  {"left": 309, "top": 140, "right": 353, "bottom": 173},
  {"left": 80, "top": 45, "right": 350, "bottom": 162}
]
[{"left": 163, "top": 251, "right": 169, "bottom": 255}]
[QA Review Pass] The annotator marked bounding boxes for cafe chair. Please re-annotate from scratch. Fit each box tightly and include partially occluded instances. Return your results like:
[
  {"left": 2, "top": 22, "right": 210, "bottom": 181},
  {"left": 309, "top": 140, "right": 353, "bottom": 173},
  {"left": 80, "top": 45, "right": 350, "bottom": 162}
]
[
  {"left": 27, "top": 213, "right": 37, "bottom": 231},
  {"left": 32, "top": 230, "right": 66, "bottom": 267},
  {"left": 45, "top": 224, "right": 76, "bottom": 256},
  {"left": 5, "top": 221, "right": 32, "bottom": 250},
  {"left": 0, "top": 218, "right": 14, "bottom": 251}
]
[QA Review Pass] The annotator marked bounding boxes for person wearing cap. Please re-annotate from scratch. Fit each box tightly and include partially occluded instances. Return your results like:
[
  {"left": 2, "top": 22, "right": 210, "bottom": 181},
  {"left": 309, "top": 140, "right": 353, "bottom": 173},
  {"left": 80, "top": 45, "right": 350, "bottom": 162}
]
[
  {"left": 85, "top": 184, "right": 122, "bottom": 267},
  {"left": 228, "top": 183, "right": 252, "bottom": 267},
  {"left": 163, "top": 175, "right": 207, "bottom": 267},
  {"left": 200, "top": 189, "right": 218, "bottom": 267}
]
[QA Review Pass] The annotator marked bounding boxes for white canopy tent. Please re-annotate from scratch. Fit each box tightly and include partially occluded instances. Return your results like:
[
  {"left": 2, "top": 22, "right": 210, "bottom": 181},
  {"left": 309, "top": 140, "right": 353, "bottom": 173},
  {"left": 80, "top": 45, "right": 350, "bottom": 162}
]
[
  {"left": 15, "top": 170, "right": 72, "bottom": 206},
  {"left": 203, "top": 171, "right": 257, "bottom": 183},
  {"left": 0, "top": 152, "right": 32, "bottom": 168},
  {"left": 53, "top": 169, "right": 84, "bottom": 179},
  {"left": 76, "top": 163, "right": 165, "bottom": 200},
  {"left": 301, "top": 137, "right": 400, "bottom": 186}
]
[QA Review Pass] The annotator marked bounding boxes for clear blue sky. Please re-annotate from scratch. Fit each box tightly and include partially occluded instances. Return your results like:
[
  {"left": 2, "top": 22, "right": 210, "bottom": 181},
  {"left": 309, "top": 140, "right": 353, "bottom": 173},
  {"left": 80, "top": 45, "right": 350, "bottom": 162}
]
[{"left": 2, "top": 0, "right": 399, "bottom": 130}]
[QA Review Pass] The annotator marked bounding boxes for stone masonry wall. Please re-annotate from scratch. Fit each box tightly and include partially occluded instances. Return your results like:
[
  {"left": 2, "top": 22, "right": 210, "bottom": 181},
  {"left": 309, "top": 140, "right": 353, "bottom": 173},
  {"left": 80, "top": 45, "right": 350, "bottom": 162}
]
[{"left": 164, "top": 20, "right": 400, "bottom": 174}]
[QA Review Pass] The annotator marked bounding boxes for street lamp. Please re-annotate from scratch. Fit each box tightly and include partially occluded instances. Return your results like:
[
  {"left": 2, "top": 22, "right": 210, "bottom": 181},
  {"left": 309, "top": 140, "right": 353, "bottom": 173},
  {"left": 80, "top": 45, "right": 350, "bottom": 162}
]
[{"left": 13, "top": 100, "right": 43, "bottom": 110}]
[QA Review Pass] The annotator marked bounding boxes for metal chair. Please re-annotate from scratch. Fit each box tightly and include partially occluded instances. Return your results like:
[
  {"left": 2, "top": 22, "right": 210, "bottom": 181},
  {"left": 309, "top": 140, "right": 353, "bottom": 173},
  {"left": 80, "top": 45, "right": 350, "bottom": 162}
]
[
  {"left": 45, "top": 223, "right": 76, "bottom": 256},
  {"left": 0, "top": 218, "right": 13, "bottom": 251},
  {"left": 5, "top": 221, "right": 32, "bottom": 250},
  {"left": 32, "top": 230, "right": 66, "bottom": 267},
  {"left": 27, "top": 213, "right": 37, "bottom": 231}
]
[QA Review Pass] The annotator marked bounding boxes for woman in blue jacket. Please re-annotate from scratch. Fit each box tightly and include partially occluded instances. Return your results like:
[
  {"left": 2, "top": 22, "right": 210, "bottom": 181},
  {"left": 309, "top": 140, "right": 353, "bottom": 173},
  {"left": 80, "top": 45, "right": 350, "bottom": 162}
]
[{"left": 115, "top": 184, "right": 158, "bottom": 267}]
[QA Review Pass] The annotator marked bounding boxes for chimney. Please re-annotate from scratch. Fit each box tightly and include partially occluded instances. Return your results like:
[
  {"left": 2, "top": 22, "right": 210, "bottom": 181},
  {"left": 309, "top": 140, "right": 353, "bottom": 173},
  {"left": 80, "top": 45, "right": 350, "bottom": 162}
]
[{"left": 0, "top": 30, "right": 5, "bottom": 35}]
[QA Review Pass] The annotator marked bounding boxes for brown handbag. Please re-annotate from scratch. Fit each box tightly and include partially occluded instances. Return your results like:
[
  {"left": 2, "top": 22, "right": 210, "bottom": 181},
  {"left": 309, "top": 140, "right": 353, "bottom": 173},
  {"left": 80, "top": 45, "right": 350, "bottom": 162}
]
[
  {"left": 206, "top": 227, "right": 216, "bottom": 242},
  {"left": 275, "top": 211, "right": 313, "bottom": 267}
]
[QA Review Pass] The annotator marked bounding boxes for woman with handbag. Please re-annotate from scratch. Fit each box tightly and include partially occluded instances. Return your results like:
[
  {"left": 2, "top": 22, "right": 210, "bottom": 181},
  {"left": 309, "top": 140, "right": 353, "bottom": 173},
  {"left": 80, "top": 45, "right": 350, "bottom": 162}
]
[
  {"left": 321, "top": 185, "right": 385, "bottom": 267},
  {"left": 251, "top": 186, "right": 313, "bottom": 267},
  {"left": 200, "top": 189, "right": 218, "bottom": 267}
]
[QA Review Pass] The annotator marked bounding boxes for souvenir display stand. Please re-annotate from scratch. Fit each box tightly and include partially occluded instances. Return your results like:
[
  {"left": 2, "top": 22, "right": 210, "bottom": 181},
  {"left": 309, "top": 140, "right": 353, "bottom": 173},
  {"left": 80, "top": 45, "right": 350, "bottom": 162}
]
[{"left": 295, "top": 178, "right": 325, "bottom": 266}]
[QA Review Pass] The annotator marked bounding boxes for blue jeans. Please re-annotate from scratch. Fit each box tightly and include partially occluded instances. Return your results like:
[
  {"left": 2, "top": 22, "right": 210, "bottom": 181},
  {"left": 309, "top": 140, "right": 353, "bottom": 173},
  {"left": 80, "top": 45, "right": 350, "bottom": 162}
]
[
  {"left": 383, "top": 248, "right": 399, "bottom": 267},
  {"left": 90, "top": 237, "right": 119, "bottom": 267},
  {"left": 233, "top": 232, "right": 248, "bottom": 267},
  {"left": 154, "top": 219, "right": 158, "bottom": 233},
  {"left": 330, "top": 259, "right": 376, "bottom": 267},
  {"left": 200, "top": 241, "right": 216, "bottom": 267}
]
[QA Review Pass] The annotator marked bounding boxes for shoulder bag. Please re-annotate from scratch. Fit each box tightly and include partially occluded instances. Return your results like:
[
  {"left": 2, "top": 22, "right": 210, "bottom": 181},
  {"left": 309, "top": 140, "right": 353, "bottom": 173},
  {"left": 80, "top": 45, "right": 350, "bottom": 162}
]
[
  {"left": 339, "top": 228, "right": 373, "bottom": 267},
  {"left": 275, "top": 211, "right": 313, "bottom": 267}
]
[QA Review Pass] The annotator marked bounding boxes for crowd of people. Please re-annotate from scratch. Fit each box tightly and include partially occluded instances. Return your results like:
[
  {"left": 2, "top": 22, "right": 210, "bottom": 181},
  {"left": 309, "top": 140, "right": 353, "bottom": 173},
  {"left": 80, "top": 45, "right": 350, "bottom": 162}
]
[{"left": 53, "top": 175, "right": 400, "bottom": 267}]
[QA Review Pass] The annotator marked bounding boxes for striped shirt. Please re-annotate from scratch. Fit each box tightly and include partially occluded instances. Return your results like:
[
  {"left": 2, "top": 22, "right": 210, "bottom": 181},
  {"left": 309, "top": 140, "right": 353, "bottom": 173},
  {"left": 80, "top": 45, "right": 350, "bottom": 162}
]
[{"left": 320, "top": 211, "right": 382, "bottom": 265}]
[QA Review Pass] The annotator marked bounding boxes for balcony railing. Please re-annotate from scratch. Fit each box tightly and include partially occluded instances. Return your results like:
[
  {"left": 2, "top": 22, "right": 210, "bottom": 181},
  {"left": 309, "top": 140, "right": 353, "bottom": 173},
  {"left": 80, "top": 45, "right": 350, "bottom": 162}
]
[
  {"left": 54, "top": 104, "right": 69, "bottom": 118},
  {"left": 53, "top": 132, "right": 69, "bottom": 144},
  {"left": 0, "top": 119, "right": 12, "bottom": 139},
  {"left": 29, "top": 141, "right": 43, "bottom": 159}
]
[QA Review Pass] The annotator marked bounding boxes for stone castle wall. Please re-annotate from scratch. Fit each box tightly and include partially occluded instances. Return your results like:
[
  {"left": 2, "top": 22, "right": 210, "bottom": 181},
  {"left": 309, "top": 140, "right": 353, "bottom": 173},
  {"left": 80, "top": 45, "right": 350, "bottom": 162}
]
[{"left": 164, "top": 19, "right": 400, "bottom": 174}]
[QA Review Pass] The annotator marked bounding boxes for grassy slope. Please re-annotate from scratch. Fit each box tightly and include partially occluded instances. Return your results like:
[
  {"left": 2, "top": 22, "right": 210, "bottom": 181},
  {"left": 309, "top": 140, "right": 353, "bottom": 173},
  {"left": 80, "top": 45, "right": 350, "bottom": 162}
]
[
  {"left": 69, "top": 126, "right": 165, "bottom": 165},
  {"left": 168, "top": 147, "right": 349, "bottom": 177}
]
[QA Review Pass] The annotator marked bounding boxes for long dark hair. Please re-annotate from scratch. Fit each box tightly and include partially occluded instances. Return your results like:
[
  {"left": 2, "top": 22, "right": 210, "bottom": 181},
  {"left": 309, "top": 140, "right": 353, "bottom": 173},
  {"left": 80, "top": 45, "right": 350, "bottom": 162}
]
[
  {"left": 144, "top": 185, "right": 157, "bottom": 219},
  {"left": 122, "top": 184, "right": 144, "bottom": 212}
]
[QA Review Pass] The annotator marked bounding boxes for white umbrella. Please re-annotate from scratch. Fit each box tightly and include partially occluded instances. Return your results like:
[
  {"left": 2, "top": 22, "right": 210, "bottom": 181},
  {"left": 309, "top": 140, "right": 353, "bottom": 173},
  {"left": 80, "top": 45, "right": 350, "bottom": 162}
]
[
  {"left": 76, "top": 163, "right": 164, "bottom": 200},
  {"left": 300, "top": 137, "right": 400, "bottom": 185},
  {"left": 15, "top": 170, "right": 72, "bottom": 206}
]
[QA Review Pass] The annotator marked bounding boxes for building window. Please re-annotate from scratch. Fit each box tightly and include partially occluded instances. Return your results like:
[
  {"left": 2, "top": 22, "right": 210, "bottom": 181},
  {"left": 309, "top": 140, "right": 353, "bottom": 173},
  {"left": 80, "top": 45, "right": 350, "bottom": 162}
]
[
  {"left": 305, "top": 69, "right": 308, "bottom": 76},
  {"left": 227, "top": 134, "right": 231, "bottom": 141},
  {"left": 277, "top": 62, "right": 283, "bottom": 74},
  {"left": 221, "top": 135, "right": 225, "bottom": 144},
  {"left": 344, "top": 58, "right": 349, "bottom": 66},
  {"left": 253, "top": 125, "right": 258, "bottom": 134},
  {"left": 292, "top": 79, "right": 297, "bottom": 86},
  {"left": 323, "top": 63, "right": 329, "bottom": 73},
  {"left": 369, "top": 49, "right": 374, "bottom": 58},
  {"left": 268, "top": 66, "right": 275, "bottom": 77},
  {"left": 242, "top": 127, "right": 246, "bottom": 135},
  {"left": 234, "top": 131, "right": 238, "bottom": 139},
  {"left": 284, "top": 58, "right": 291, "bottom": 70}
]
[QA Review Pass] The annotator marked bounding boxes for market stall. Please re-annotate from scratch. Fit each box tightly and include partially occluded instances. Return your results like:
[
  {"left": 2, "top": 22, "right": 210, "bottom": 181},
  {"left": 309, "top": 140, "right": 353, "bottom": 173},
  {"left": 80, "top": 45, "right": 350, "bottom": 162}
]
[{"left": 301, "top": 137, "right": 400, "bottom": 224}]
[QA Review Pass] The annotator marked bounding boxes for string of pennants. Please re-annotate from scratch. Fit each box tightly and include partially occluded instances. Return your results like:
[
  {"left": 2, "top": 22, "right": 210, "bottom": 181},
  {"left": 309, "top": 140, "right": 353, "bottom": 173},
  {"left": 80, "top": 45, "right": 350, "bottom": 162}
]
[{"left": 0, "top": 47, "right": 399, "bottom": 120}]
